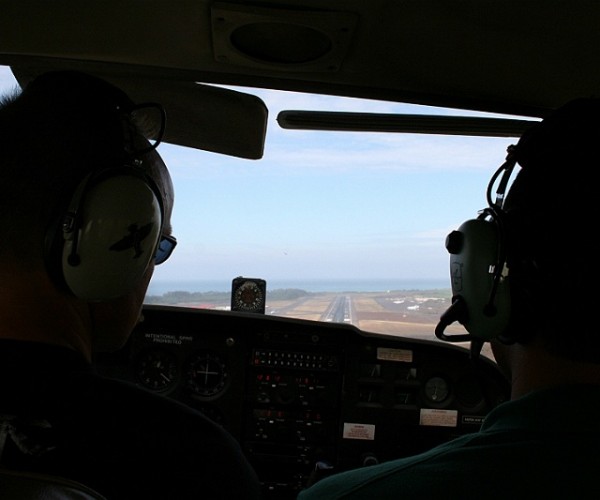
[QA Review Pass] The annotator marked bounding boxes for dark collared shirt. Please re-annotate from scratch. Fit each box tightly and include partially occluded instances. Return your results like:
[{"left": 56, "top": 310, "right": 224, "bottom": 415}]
[
  {"left": 0, "top": 339, "right": 260, "bottom": 499},
  {"left": 298, "top": 384, "right": 600, "bottom": 499}
]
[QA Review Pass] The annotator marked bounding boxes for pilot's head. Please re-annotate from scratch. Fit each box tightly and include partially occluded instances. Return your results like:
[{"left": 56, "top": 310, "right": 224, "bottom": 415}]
[
  {"left": 0, "top": 70, "right": 174, "bottom": 351},
  {"left": 502, "top": 98, "right": 600, "bottom": 362}
]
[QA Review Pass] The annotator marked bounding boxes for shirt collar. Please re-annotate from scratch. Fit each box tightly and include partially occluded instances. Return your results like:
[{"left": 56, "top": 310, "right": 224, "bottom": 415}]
[{"left": 482, "top": 384, "right": 600, "bottom": 434}]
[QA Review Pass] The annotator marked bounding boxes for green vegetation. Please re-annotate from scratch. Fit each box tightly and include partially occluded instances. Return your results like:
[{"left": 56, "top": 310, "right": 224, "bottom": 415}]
[
  {"left": 145, "top": 288, "right": 310, "bottom": 305},
  {"left": 144, "top": 290, "right": 228, "bottom": 305}
]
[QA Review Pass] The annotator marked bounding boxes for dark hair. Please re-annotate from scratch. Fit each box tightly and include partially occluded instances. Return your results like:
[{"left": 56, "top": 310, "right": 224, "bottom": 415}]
[
  {"left": 504, "top": 98, "right": 600, "bottom": 362},
  {"left": 0, "top": 71, "right": 135, "bottom": 261}
]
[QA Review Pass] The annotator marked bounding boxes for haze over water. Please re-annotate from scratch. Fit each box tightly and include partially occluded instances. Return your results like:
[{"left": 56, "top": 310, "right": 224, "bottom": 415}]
[{"left": 147, "top": 278, "right": 451, "bottom": 295}]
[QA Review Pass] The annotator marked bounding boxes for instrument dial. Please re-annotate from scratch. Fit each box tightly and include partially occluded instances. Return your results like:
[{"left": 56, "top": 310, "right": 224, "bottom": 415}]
[
  {"left": 135, "top": 349, "right": 179, "bottom": 392},
  {"left": 231, "top": 278, "right": 266, "bottom": 313},
  {"left": 424, "top": 376, "right": 450, "bottom": 403},
  {"left": 185, "top": 351, "right": 228, "bottom": 398}
]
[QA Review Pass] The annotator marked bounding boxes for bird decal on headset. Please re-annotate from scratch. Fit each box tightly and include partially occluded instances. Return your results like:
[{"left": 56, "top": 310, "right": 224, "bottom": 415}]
[{"left": 109, "top": 222, "right": 155, "bottom": 259}]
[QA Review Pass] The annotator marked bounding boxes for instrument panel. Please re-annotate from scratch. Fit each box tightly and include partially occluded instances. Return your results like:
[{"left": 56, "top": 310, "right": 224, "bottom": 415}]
[{"left": 95, "top": 305, "right": 510, "bottom": 499}]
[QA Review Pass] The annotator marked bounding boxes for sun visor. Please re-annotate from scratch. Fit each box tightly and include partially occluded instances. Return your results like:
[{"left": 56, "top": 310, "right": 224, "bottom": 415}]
[{"left": 11, "top": 66, "right": 268, "bottom": 159}]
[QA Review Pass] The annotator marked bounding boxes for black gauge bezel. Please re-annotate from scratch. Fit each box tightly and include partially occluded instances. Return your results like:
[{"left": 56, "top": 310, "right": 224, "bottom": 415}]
[{"left": 231, "top": 277, "right": 266, "bottom": 313}]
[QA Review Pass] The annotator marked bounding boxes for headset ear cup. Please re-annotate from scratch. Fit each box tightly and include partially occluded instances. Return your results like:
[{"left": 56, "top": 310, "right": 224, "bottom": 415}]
[
  {"left": 447, "top": 218, "right": 511, "bottom": 340},
  {"left": 44, "top": 214, "right": 72, "bottom": 295},
  {"left": 59, "top": 172, "right": 162, "bottom": 301}
]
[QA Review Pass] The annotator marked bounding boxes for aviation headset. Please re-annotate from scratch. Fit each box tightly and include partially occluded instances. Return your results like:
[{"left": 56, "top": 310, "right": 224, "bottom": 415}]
[
  {"left": 44, "top": 102, "right": 166, "bottom": 302},
  {"left": 435, "top": 146, "right": 518, "bottom": 346},
  {"left": 435, "top": 97, "right": 600, "bottom": 355}
]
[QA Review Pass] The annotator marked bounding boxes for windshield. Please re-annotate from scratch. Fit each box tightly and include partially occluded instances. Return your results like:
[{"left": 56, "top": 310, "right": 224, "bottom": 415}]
[{"left": 0, "top": 66, "right": 516, "bottom": 353}]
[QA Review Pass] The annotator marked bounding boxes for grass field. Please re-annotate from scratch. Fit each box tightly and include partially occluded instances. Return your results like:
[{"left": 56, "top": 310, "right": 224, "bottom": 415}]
[{"left": 163, "top": 289, "right": 494, "bottom": 359}]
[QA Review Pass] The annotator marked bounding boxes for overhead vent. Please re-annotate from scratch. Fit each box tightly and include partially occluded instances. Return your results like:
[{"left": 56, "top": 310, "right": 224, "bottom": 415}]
[{"left": 211, "top": 2, "right": 357, "bottom": 72}]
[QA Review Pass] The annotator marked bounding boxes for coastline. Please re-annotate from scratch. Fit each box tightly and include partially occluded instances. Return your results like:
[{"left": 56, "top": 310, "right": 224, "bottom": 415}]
[{"left": 147, "top": 278, "right": 451, "bottom": 295}]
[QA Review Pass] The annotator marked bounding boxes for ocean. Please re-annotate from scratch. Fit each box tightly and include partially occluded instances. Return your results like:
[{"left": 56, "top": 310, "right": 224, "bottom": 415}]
[{"left": 147, "top": 278, "right": 451, "bottom": 295}]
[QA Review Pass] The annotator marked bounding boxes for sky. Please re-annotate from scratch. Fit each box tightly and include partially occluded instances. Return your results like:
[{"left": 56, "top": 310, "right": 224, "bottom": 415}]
[{"left": 0, "top": 65, "right": 520, "bottom": 291}]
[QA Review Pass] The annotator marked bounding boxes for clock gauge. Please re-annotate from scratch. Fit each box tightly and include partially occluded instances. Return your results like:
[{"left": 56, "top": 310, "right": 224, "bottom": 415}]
[{"left": 135, "top": 349, "right": 179, "bottom": 392}]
